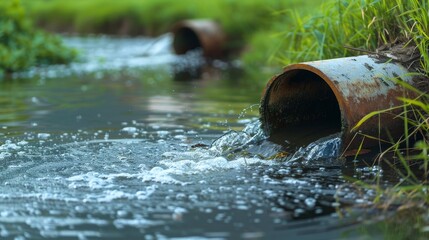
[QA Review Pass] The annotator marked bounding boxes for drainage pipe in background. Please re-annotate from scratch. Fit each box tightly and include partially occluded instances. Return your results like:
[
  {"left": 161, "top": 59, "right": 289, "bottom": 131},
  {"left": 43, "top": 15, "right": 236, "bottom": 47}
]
[
  {"left": 260, "top": 55, "right": 419, "bottom": 151},
  {"left": 172, "top": 20, "right": 227, "bottom": 59}
]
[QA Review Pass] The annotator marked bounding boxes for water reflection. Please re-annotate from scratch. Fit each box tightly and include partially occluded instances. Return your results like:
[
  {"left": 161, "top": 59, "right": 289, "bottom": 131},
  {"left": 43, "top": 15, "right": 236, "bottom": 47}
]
[
  {"left": 172, "top": 60, "right": 239, "bottom": 82},
  {"left": 147, "top": 95, "right": 189, "bottom": 113}
]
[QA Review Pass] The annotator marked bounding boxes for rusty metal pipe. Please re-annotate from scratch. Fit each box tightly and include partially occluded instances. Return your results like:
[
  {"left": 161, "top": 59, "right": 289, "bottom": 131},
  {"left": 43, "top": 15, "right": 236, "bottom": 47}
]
[
  {"left": 172, "top": 20, "right": 227, "bottom": 59},
  {"left": 260, "top": 55, "right": 418, "bottom": 151}
]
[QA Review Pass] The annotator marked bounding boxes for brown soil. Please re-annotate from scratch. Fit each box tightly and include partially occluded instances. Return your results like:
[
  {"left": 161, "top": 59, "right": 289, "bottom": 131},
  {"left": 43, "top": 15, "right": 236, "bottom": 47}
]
[{"left": 345, "top": 39, "right": 429, "bottom": 91}]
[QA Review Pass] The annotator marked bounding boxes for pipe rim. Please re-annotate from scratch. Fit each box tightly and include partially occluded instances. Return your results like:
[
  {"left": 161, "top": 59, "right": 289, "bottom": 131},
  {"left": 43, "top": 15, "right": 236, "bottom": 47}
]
[
  {"left": 283, "top": 63, "right": 349, "bottom": 130},
  {"left": 172, "top": 20, "right": 226, "bottom": 58},
  {"left": 260, "top": 63, "right": 349, "bottom": 146}
]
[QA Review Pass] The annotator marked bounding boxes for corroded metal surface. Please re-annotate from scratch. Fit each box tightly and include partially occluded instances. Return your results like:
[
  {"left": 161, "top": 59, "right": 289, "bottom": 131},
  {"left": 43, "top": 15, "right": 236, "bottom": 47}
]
[
  {"left": 260, "top": 55, "right": 418, "bottom": 151},
  {"left": 172, "top": 20, "right": 227, "bottom": 59}
]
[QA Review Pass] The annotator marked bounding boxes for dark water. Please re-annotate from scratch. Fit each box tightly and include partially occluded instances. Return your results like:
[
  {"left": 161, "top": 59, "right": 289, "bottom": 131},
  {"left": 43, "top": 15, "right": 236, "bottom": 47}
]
[{"left": 0, "top": 36, "right": 408, "bottom": 239}]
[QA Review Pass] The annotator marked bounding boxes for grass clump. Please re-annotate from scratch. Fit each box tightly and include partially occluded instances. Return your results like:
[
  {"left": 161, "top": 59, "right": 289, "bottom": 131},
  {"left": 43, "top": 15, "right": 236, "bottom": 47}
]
[
  {"left": 0, "top": 0, "right": 77, "bottom": 77},
  {"left": 275, "top": 0, "right": 429, "bottom": 72}
]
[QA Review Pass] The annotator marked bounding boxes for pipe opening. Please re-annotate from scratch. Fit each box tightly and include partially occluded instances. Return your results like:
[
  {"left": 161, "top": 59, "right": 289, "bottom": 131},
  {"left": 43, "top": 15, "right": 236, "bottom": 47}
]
[
  {"left": 173, "top": 27, "right": 202, "bottom": 55},
  {"left": 262, "top": 70, "right": 342, "bottom": 147}
]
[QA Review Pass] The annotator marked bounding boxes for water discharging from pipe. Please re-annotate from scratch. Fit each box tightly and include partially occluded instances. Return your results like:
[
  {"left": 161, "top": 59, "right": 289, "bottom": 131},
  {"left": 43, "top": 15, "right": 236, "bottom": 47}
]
[
  {"left": 261, "top": 70, "right": 342, "bottom": 148},
  {"left": 260, "top": 55, "right": 419, "bottom": 152}
]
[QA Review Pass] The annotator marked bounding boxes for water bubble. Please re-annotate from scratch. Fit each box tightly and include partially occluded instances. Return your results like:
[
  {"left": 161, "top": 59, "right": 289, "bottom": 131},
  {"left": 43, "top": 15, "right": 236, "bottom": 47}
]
[
  {"left": 156, "top": 131, "right": 169, "bottom": 137},
  {"left": 0, "top": 141, "right": 20, "bottom": 151},
  {"left": 236, "top": 205, "right": 249, "bottom": 210},
  {"left": 17, "top": 141, "right": 28, "bottom": 146},
  {"left": 121, "top": 127, "right": 138, "bottom": 134},
  {"left": 173, "top": 135, "right": 187, "bottom": 141},
  {"left": 173, "top": 207, "right": 187, "bottom": 214},
  {"left": 175, "top": 193, "right": 186, "bottom": 200},
  {"left": 297, "top": 194, "right": 307, "bottom": 200},
  {"left": 304, "top": 198, "right": 316, "bottom": 208},
  {"left": 117, "top": 210, "right": 128, "bottom": 218},
  {"left": 188, "top": 195, "right": 198, "bottom": 201},
  {"left": 277, "top": 168, "right": 290, "bottom": 175},
  {"left": 0, "top": 152, "right": 12, "bottom": 160}
]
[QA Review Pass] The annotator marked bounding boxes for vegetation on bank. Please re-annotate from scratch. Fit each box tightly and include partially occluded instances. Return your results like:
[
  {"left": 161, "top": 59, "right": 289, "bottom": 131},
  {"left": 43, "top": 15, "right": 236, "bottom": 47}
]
[
  {"left": 0, "top": 0, "right": 77, "bottom": 77},
  {"left": 2, "top": 0, "right": 325, "bottom": 75},
  {"left": 273, "top": 0, "right": 429, "bottom": 71},
  {"left": 21, "top": 0, "right": 324, "bottom": 68},
  {"left": 22, "top": 0, "right": 321, "bottom": 36}
]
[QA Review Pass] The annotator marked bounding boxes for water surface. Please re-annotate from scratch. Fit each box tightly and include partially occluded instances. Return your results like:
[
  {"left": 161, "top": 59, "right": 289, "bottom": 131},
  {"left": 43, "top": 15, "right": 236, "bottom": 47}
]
[{"left": 0, "top": 36, "right": 394, "bottom": 239}]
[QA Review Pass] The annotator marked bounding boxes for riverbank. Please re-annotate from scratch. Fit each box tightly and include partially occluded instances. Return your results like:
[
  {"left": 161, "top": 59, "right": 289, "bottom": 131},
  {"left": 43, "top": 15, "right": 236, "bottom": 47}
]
[{"left": 21, "top": 0, "right": 325, "bottom": 68}]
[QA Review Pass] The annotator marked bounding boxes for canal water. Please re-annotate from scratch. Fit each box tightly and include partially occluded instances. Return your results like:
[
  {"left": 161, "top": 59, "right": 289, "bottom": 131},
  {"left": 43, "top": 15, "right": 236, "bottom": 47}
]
[{"left": 0, "top": 35, "right": 392, "bottom": 239}]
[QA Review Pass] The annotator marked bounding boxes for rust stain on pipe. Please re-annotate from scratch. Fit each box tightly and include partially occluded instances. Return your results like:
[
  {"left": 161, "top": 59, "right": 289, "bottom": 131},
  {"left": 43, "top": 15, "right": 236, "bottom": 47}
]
[
  {"left": 172, "top": 19, "right": 227, "bottom": 59},
  {"left": 260, "top": 55, "right": 418, "bottom": 151}
]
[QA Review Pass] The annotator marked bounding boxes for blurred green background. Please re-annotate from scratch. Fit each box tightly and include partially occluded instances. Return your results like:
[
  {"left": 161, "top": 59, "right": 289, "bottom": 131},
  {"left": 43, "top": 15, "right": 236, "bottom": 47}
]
[{"left": 1, "top": 0, "right": 326, "bottom": 76}]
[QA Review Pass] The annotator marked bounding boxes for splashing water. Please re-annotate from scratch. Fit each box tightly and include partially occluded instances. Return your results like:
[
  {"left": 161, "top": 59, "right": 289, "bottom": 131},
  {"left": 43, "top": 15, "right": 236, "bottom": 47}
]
[
  {"left": 208, "top": 119, "right": 342, "bottom": 163},
  {"left": 287, "top": 133, "right": 342, "bottom": 164}
]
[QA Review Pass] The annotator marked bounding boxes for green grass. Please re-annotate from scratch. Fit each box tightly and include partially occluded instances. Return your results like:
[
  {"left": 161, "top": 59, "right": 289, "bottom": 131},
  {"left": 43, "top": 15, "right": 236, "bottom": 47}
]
[
  {"left": 269, "top": 0, "right": 428, "bottom": 71},
  {"left": 0, "top": 0, "right": 77, "bottom": 77}
]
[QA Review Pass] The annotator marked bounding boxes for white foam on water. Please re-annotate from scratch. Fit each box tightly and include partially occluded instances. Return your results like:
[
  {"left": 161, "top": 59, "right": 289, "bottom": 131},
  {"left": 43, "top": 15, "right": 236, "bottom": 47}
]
[
  {"left": 0, "top": 140, "right": 21, "bottom": 151},
  {"left": 121, "top": 127, "right": 138, "bottom": 134},
  {"left": 40, "top": 230, "right": 102, "bottom": 238},
  {"left": 0, "top": 152, "right": 12, "bottom": 160},
  {"left": 159, "top": 156, "right": 271, "bottom": 175},
  {"left": 135, "top": 145, "right": 275, "bottom": 186},
  {"left": 96, "top": 190, "right": 135, "bottom": 202},
  {"left": 0, "top": 120, "right": 343, "bottom": 215},
  {"left": 0, "top": 193, "right": 80, "bottom": 203},
  {"left": 0, "top": 140, "right": 25, "bottom": 160},
  {"left": 52, "top": 120, "right": 339, "bottom": 197},
  {"left": 113, "top": 218, "right": 165, "bottom": 229},
  {"left": 156, "top": 130, "right": 170, "bottom": 137},
  {"left": 281, "top": 179, "right": 308, "bottom": 185},
  {"left": 139, "top": 166, "right": 187, "bottom": 185},
  {"left": 61, "top": 141, "right": 274, "bottom": 190},
  {"left": 37, "top": 133, "right": 51, "bottom": 140},
  {"left": 0, "top": 216, "right": 108, "bottom": 227},
  {"left": 67, "top": 172, "right": 115, "bottom": 190},
  {"left": 135, "top": 185, "right": 157, "bottom": 200}
]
